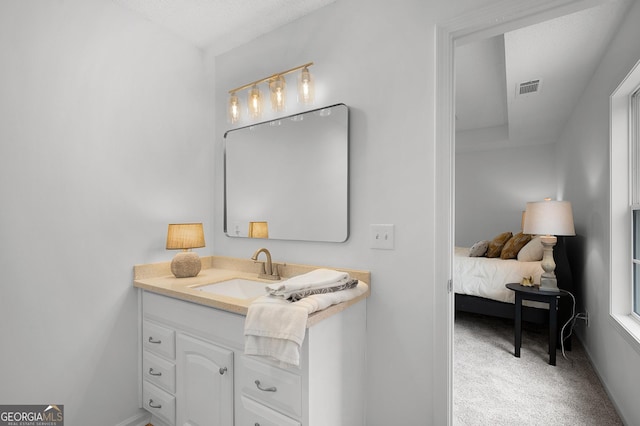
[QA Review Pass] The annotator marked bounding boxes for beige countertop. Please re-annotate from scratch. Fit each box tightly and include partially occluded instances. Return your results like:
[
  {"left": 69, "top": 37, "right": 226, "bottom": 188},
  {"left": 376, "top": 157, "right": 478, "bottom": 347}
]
[{"left": 133, "top": 255, "right": 370, "bottom": 327}]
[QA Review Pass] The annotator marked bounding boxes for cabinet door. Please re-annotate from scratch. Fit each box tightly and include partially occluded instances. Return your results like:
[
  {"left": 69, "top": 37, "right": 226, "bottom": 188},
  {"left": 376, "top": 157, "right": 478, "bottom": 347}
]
[{"left": 176, "top": 334, "right": 233, "bottom": 426}]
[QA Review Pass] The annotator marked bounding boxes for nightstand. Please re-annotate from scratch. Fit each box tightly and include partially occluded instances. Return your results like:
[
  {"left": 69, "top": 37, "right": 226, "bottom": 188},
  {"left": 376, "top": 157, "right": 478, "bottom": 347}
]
[{"left": 505, "top": 283, "right": 569, "bottom": 366}]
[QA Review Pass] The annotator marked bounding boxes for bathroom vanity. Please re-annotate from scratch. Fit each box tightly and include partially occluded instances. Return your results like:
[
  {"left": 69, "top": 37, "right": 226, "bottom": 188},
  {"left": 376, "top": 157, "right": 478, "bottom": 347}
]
[{"left": 134, "top": 255, "right": 369, "bottom": 426}]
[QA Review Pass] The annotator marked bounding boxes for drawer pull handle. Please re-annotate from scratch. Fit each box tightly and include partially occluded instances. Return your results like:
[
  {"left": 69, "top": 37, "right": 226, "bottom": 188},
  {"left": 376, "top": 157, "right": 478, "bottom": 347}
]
[
  {"left": 254, "top": 380, "right": 277, "bottom": 392},
  {"left": 148, "top": 399, "right": 162, "bottom": 409},
  {"left": 148, "top": 368, "right": 162, "bottom": 376},
  {"left": 219, "top": 367, "right": 227, "bottom": 375},
  {"left": 148, "top": 336, "right": 162, "bottom": 344}
]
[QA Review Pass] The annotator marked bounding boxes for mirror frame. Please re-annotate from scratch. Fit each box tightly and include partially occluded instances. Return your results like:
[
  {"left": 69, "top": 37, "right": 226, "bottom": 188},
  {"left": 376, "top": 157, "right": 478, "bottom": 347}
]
[{"left": 223, "top": 103, "right": 349, "bottom": 242}]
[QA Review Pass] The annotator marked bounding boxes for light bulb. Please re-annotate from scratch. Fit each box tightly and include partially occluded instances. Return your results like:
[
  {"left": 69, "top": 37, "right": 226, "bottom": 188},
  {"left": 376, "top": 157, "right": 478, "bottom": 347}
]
[
  {"left": 269, "top": 76, "right": 286, "bottom": 112},
  {"left": 228, "top": 93, "right": 240, "bottom": 123},
  {"left": 298, "top": 67, "right": 314, "bottom": 105},
  {"left": 248, "top": 85, "right": 263, "bottom": 119}
]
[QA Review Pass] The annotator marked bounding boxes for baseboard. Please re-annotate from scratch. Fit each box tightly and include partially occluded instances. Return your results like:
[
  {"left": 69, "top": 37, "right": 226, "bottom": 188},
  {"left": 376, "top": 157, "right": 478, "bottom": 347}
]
[
  {"left": 114, "top": 411, "right": 150, "bottom": 426},
  {"left": 576, "top": 334, "right": 630, "bottom": 425}
]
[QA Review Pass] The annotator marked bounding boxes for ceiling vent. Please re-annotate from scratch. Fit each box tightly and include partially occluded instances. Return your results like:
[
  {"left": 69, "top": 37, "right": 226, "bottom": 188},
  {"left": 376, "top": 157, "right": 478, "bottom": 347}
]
[{"left": 517, "top": 79, "right": 542, "bottom": 96}]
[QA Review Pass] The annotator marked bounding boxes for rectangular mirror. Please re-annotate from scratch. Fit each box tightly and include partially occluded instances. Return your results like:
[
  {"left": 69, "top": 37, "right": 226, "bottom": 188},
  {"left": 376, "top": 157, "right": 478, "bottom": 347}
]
[{"left": 224, "top": 103, "right": 349, "bottom": 242}]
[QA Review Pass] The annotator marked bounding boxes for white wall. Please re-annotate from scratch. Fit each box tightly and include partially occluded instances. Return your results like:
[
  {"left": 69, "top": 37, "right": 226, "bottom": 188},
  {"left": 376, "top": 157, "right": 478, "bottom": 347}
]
[
  {"left": 211, "top": 0, "right": 499, "bottom": 423},
  {"left": 8, "top": 0, "right": 634, "bottom": 424},
  {"left": 555, "top": 0, "right": 640, "bottom": 423},
  {"left": 455, "top": 144, "right": 557, "bottom": 246},
  {"left": 0, "top": 1, "right": 213, "bottom": 424}
]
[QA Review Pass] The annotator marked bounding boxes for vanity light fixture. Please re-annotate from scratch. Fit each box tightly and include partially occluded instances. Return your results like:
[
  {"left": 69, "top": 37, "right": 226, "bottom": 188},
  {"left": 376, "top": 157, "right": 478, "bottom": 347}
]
[
  {"left": 166, "top": 223, "right": 206, "bottom": 278},
  {"left": 248, "top": 85, "right": 263, "bottom": 119},
  {"left": 269, "top": 75, "right": 286, "bottom": 112},
  {"left": 298, "top": 65, "right": 314, "bottom": 105},
  {"left": 228, "top": 92, "right": 241, "bottom": 123},
  {"left": 227, "top": 62, "right": 314, "bottom": 123}
]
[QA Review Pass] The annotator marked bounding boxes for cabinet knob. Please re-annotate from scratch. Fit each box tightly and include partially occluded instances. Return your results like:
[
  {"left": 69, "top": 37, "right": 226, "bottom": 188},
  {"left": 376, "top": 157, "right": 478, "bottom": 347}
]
[
  {"left": 148, "top": 368, "right": 162, "bottom": 376},
  {"left": 148, "top": 336, "right": 162, "bottom": 344},
  {"left": 254, "top": 379, "right": 277, "bottom": 392},
  {"left": 219, "top": 367, "right": 227, "bottom": 375},
  {"left": 148, "top": 399, "right": 162, "bottom": 409}
]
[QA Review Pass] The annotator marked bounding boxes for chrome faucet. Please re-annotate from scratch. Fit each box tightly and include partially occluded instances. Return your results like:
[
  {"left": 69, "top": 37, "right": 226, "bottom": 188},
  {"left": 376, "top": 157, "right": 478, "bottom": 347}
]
[{"left": 251, "top": 248, "right": 280, "bottom": 280}]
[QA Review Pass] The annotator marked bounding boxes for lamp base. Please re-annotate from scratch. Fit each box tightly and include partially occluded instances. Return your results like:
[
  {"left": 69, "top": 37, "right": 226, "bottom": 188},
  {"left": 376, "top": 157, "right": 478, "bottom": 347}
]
[
  {"left": 539, "top": 235, "right": 560, "bottom": 292},
  {"left": 171, "top": 251, "right": 201, "bottom": 278},
  {"left": 539, "top": 276, "right": 559, "bottom": 292}
]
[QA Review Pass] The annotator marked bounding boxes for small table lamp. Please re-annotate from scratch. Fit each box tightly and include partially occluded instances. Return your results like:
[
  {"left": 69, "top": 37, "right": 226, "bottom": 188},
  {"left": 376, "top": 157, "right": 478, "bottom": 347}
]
[
  {"left": 522, "top": 199, "right": 575, "bottom": 292},
  {"left": 248, "top": 221, "right": 269, "bottom": 239},
  {"left": 166, "top": 223, "right": 205, "bottom": 278}
]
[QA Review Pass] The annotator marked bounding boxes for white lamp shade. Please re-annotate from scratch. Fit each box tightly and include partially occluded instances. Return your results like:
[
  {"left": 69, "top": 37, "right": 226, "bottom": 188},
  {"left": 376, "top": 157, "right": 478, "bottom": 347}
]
[{"left": 523, "top": 200, "right": 575, "bottom": 236}]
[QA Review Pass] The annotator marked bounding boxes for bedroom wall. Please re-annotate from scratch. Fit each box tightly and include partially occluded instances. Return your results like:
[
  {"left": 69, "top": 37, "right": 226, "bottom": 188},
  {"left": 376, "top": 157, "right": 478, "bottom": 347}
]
[
  {"left": 0, "top": 1, "right": 213, "bottom": 424},
  {"left": 210, "top": 0, "right": 502, "bottom": 423},
  {"left": 555, "top": 0, "right": 640, "bottom": 423},
  {"left": 455, "top": 143, "right": 557, "bottom": 247}
]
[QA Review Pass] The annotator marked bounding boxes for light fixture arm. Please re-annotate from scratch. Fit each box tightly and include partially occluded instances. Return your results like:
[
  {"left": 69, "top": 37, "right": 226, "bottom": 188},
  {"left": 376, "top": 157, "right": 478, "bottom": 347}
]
[{"left": 228, "top": 62, "right": 314, "bottom": 94}]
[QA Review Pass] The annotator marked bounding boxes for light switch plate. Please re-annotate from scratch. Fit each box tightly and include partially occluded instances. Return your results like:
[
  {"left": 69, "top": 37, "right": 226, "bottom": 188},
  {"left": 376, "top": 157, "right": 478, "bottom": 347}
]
[{"left": 370, "top": 224, "right": 395, "bottom": 250}]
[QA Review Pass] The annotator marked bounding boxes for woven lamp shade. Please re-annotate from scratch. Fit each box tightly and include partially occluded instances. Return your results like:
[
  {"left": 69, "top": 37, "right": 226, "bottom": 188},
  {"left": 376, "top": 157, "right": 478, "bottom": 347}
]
[
  {"left": 248, "top": 221, "right": 269, "bottom": 239},
  {"left": 166, "top": 223, "right": 205, "bottom": 250}
]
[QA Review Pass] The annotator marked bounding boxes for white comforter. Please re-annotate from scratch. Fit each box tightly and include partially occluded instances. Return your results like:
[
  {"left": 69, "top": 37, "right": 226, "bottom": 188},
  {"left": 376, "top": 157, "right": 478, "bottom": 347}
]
[{"left": 454, "top": 247, "right": 543, "bottom": 304}]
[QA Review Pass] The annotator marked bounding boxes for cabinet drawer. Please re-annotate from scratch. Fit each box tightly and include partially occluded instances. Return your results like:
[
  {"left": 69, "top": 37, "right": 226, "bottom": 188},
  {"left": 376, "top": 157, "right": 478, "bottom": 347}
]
[
  {"left": 143, "top": 350, "right": 176, "bottom": 393},
  {"left": 143, "top": 382, "right": 176, "bottom": 426},
  {"left": 143, "top": 320, "right": 175, "bottom": 360},
  {"left": 237, "top": 395, "right": 301, "bottom": 426},
  {"left": 238, "top": 356, "right": 302, "bottom": 418}
]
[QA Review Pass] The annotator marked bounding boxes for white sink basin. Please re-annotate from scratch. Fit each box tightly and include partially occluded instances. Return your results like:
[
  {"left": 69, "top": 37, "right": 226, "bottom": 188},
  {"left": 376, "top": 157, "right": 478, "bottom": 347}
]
[{"left": 194, "top": 278, "right": 267, "bottom": 300}]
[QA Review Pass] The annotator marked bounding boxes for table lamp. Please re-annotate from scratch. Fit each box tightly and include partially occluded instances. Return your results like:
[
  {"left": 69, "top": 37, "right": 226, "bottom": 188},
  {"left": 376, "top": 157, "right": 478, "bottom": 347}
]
[
  {"left": 248, "top": 221, "right": 269, "bottom": 239},
  {"left": 522, "top": 199, "right": 575, "bottom": 292},
  {"left": 166, "top": 223, "right": 205, "bottom": 278}
]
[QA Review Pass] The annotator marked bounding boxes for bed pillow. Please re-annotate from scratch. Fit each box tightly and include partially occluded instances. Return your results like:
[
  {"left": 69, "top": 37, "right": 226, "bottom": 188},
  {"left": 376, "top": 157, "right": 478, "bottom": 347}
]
[
  {"left": 517, "top": 236, "right": 544, "bottom": 262},
  {"left": 468, "top": 240, "right": 489, "bottom": 257},
  {"left": 500, "top": 232, "right": 532, "bottom": 259},
  {"left": 486, "top": 231, "right": 513, "bottom": 258}
]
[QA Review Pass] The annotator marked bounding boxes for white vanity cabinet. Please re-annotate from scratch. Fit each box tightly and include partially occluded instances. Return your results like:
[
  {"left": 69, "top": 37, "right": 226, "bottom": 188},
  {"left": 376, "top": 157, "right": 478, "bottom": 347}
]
[
  {"left": 139, "top": 289, "right": 366, "bottom": 426},
  {"left": 140, "top": 291, "right": 243, "bottom": 426}
]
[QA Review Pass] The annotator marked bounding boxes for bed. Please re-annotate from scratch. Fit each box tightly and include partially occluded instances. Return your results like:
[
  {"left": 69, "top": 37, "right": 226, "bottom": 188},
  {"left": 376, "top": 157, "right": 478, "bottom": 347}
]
[{"left": 454, "top": 235, "right": 574, "bottom": 346}]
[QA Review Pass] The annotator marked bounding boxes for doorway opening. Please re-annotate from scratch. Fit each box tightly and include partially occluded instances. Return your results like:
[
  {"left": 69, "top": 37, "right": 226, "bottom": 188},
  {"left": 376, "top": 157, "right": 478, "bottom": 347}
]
[{"left": 434, "top": 0, "right": 624, "bottom": 423}]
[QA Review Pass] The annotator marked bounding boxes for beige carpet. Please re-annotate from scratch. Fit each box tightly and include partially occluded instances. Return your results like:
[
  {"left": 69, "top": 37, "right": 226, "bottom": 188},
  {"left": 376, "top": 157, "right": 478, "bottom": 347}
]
[{"left": 454, "top": 311, "right": 623, "bottom": 426}]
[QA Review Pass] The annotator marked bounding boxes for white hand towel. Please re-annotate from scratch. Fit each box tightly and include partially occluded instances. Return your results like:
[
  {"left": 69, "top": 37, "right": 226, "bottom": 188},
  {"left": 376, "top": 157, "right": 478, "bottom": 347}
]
[
  {"left": 244, "top": 281, "right": 369, "bottom": 367},
  {"left": 266, "top": 268, "right": 350, "bottom": 298},
  {"left": 244, "top": 296, "right": 308, "bottom": 367}
]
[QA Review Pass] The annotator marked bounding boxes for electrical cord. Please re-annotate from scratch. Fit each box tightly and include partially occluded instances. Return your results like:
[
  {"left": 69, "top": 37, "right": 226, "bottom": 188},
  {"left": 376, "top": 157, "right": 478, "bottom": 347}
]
[
  {"left": 560, "top": 290, "right": 576, "bottom": 361},
  {"left": 560, "top": 289, "right": 588, "bottom": 361}
]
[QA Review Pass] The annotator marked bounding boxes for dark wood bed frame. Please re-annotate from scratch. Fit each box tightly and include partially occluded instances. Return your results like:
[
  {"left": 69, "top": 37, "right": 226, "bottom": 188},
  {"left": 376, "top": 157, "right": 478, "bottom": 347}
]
[{"left": 455, "top": 236, "right": 574, "bottom": 348}]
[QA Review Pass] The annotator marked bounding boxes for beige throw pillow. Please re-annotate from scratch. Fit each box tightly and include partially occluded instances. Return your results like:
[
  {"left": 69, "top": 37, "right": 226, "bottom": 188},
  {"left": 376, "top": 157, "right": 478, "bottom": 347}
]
[{"left": 517, "top": 236, "right": 544, "bottom": 262}]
